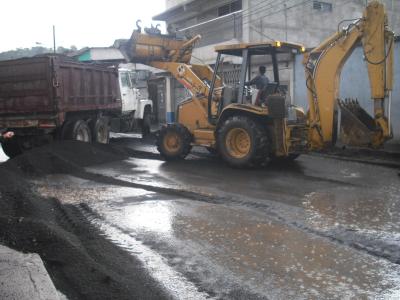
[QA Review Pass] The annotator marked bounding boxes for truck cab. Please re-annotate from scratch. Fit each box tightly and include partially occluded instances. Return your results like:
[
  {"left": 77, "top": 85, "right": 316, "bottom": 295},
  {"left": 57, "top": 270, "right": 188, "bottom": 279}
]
[{"left": 118, "top": 68, "right": 153, "bottom": 134}]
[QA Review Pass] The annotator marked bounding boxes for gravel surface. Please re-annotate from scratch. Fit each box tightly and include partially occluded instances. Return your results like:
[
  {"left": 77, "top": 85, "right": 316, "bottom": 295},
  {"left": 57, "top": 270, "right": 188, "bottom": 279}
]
[{"left": 0, "top": 141, "right": 169, "bottom": 300}]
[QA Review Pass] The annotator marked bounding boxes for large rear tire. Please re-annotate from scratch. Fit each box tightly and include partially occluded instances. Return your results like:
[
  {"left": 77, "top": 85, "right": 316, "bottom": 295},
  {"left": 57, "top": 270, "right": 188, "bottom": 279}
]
[
  {"left": 90, "top": 117, "right": 110, "bottom": 144},
  {"left": 156, "top": 124, "right": 192, "bottom": 161},
  {"left": 62, "top": 120, "right": 92, "bottom": 142},
  {"left": 217, "top": 115, "right": 268, "bottom": 168}
]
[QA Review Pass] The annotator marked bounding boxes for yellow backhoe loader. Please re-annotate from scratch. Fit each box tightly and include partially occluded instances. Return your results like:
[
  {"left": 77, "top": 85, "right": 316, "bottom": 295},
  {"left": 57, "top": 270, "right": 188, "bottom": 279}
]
[{"left": 120, "top": 1, "right": 394, "bottom": 167}]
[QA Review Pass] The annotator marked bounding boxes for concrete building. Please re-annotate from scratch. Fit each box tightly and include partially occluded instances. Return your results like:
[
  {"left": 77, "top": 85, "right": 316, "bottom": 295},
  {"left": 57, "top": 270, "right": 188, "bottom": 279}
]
[
  {"left": 154, "top": 0, "right": 399, "bottom": 62},
  {"left": 154, "top": 0, "right": 400, "bottom": 143}
]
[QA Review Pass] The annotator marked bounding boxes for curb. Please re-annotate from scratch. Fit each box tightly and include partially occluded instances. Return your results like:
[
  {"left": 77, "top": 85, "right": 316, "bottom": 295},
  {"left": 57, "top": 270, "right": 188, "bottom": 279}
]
[
  {"left": 309, "top": 152, "right": 400, "bottom": 169},
  {"left": 0, "top": 245, "right": 61, "bottom": 300}
]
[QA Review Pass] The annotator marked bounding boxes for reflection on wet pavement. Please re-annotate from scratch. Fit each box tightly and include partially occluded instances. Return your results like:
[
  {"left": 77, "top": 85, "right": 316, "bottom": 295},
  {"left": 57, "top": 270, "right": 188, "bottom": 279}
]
[
  {"left": 35, "top": 176, "right": 400, "bottom": 299},
  {"left": 302, "top": 184, "right": 400, "bottom": 233},
  {"left": 85, "top": 155, "right": 400, "bottom": 257}
]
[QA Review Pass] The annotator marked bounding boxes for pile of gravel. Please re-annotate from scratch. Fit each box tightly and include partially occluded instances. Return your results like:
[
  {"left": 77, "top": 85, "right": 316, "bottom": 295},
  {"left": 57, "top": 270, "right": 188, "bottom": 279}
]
[{"left": 0, "top": 141, "right": 168, "bottom": 300}]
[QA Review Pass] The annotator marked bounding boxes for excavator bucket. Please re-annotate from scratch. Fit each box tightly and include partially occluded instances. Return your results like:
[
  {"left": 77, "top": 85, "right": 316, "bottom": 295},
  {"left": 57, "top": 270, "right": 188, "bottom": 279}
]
[
  {"left": 338, "top": 99, "right": 377, "bottom": 147},
  {"left": 119, "top": 29, "right": 200, "bottom": 64}
]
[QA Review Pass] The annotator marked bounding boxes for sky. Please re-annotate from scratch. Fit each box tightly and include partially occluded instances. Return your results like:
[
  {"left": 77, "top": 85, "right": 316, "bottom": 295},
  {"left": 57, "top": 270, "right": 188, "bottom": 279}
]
[{"left": 0, "top": 0, "right": 166, "bottom": 52}]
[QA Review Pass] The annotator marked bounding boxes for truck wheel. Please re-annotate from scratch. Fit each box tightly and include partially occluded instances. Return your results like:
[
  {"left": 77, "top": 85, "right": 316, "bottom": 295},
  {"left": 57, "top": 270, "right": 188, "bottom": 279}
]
[
  {"left": 142, "top": 108, "right": 151, "bottom": 137},
  {"left": 156, "top": 124, "right": 192, "bottom": 160},
  {"left": 63, "top": 120, "right": 92, "bottom": 142},
  {"left": 1, "top": 139, "right": 22, "bottom": 158},
  {"left": 90, "top": 117, "right": 110, "bottom": 144},
  {"left": 217, "top": 116, "right": 268, "bottom": 168}
]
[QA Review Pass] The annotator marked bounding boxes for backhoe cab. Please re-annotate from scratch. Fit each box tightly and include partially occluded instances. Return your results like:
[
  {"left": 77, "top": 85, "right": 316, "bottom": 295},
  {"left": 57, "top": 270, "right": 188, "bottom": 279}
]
[{"left": 205, "top": 42, "right": 308, "bottom": 166}]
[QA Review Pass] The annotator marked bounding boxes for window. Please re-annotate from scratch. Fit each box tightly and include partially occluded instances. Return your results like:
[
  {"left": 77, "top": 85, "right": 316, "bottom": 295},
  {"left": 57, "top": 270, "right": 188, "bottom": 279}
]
[
  {"left": 120, "top": 72, "right": 131, "bottom": 88},
  {"left": 313, "top": 1, "right": 332, "bottom": 12},
  {"left": 218, "top": 0, "right": 242, "bottom": 17}
]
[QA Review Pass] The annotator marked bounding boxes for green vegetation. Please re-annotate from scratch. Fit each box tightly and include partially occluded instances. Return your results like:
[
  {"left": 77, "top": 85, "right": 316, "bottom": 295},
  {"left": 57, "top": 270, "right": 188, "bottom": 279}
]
[{"left": 0, "top": 45, "right": 78, "bottom": 61}]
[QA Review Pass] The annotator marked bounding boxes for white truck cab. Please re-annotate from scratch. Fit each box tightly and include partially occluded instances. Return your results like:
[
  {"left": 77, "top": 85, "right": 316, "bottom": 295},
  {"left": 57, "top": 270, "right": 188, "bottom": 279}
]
[{"left": 118, "top": 68, "right": 153, "bottom": 134}]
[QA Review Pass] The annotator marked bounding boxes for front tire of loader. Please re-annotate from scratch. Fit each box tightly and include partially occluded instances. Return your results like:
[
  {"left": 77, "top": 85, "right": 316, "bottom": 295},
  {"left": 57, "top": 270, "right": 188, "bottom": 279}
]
[
  {"left": 217, "top": 115, "right": 268, "bottom": 168},
  {"left": 156, "top": 124, "right": 192, "bottom": 161}
]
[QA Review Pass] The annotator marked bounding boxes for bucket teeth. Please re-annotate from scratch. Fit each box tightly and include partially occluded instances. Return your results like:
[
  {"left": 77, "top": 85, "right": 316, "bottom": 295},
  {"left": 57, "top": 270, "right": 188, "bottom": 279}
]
[
  {"left": 339, "top": 98, "right": 362, "bottom": 114},
  {"left": 338, "top": 97, "right": 377, "bottom": 146}
]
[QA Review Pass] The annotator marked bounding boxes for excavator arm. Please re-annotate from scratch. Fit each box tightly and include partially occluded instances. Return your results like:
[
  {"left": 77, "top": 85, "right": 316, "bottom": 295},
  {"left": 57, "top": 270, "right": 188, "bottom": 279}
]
[
  {"left": 304, "top": 1, "right": 394, "bottom": 149},
  {"left": 119, "top": 29, "right": 223, "bottom": 127}
]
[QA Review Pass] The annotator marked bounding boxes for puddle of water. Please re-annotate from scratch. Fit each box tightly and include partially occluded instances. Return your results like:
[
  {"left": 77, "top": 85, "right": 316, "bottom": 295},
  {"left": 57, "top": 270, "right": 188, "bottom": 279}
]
[
  {"left": 90, "top": 197, "right": 400, "bottom": 299},
  {"left": 33, "top": 174, "right": 400, "bottom": 299},
  {"left": 35, "top": 175, "right": 153, "bottom": 205},
  {"left": 340, "top": 168, "right": 361, "bottom": 178},
  {"left": 89, "top": 216, "right": 212, "bottom": 300},
  {"left": 302, "top": 184, "right": 400, "bottom": 233},
  {"left": 123, "top": 201, "right": 174, "bottom": 234}
]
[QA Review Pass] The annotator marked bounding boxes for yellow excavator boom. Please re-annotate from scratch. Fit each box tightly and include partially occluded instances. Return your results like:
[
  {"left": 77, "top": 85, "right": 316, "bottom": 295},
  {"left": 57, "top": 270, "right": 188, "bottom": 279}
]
[{"left": 304, "top": 1, "right": 394, "bottom": 149}]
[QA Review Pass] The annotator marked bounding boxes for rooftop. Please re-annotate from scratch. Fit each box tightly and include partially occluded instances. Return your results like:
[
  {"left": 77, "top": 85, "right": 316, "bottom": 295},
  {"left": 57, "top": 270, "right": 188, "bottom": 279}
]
[{"left": 71, "top": 47, "right": 125, "bottom": 62}]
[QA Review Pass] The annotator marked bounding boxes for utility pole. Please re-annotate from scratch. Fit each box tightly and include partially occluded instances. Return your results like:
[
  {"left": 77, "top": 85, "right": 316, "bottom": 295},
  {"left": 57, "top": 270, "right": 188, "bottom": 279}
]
[
  {"left": 284, "top": 2, "right": 288, "bottom": 41},
  {"left": 392, "top": 0, "right": 395, "bottom": 28},
  {"left": 53, "top": 25, "right": 56, "bottom": 54}
]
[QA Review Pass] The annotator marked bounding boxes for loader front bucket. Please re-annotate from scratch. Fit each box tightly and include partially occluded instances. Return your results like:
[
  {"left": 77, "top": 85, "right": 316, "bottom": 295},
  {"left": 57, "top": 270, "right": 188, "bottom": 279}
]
[{"left": 338, "top": 99, "right": 378, "bottom": 147}]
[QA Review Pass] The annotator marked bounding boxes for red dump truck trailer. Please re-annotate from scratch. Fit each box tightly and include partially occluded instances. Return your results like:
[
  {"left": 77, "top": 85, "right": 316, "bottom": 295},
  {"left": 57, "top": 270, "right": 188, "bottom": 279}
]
[{"left": 0, "top": 55, "right": 122, "bottom": 157}]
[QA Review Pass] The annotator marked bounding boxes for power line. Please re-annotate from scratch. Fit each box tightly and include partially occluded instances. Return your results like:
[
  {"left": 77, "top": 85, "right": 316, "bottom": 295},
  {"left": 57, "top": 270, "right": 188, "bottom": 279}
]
[
  {"left": 180, "top": 0, "right": 290, "bottom": 35},
  {"left": 258, "top": 0, "right": 354, "bottom": 31},
  {"left": 177, "top": 0, "right": 276, "bottom": 32},
  {"left": 193, "top": 0, "right": 313, "bottom": 40},
  {"left": 197, "top": 0, "right": 354, "bottom": 41},
  {"left": 183, "top": 0, "right": 293, "bottom": 41}
]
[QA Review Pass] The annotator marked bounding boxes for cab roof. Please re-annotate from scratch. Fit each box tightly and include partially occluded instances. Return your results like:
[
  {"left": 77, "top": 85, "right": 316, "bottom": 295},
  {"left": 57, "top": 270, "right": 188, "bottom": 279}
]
[{"left": 214, "top": 41, "right": 305, "bottom": 56}]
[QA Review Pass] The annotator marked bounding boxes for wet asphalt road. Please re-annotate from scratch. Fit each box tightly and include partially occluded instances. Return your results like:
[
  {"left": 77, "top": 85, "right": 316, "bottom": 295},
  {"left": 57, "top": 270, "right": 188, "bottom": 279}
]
[{"left": 22, "top": 136, "right": 400, "bottom": 299}]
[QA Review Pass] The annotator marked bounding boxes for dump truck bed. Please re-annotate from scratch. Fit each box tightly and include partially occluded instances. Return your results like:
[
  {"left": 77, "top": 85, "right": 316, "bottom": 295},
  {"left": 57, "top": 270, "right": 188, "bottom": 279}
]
[{"left": 0, "top": 55, "right": 121, "bottom": 128}]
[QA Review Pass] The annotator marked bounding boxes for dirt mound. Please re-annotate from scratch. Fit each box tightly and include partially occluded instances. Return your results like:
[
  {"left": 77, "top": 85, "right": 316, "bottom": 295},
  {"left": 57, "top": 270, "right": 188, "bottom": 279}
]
[
  {"left": 0, "top": 142, "right": 168, "bottom": 299},
  {"left": 2, "top": 141, "right": 129, "bottom": 176}
]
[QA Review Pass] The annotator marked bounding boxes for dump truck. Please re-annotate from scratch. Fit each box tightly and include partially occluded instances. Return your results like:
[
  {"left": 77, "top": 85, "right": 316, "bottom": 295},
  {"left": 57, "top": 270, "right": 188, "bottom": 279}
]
[
  {"left": 119, "top": 1, "right": 394, "bottom": 167},
  {"left": 0, "top": 55, "right": 152, "bottom": 157}
]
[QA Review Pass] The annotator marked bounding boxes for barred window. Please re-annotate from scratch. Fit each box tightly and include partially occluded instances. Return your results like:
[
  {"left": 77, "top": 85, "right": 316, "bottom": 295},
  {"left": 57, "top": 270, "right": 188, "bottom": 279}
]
[
  {"left": 218, "top": 0, "right": 242, "bottom": 17},
  {"left": 313, "top": 1, "right": 332, "bottom": 12}
]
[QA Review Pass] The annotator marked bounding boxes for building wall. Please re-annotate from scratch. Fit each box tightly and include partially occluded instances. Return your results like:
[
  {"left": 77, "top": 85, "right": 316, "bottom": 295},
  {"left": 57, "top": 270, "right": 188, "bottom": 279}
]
[
  {"left": 164, "top": 0, "right": 399, "bottom": 62},
  {"left": 246, "top": 0, "right": 399, "bottom": 48},
  {"left": 294, "top": 41, "right": 400, "bottom": 143},
  {"left": 157, "top": 0, "right": 399, "bottom": 132}
]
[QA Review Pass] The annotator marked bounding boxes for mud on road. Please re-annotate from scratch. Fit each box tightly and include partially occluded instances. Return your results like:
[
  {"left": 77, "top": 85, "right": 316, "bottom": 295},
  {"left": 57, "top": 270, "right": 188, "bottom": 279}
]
[
  {"left": 1, "top": 138, "right": 400, "bottom": 299},
  {"left": 0, "top": 141, "right": 170, "bottom": 300}
]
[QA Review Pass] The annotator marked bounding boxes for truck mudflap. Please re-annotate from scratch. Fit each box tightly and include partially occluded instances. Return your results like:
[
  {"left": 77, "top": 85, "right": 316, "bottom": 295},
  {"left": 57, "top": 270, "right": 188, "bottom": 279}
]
[{"left": 338, "top": 98, "right": 379, "bottom": 147}]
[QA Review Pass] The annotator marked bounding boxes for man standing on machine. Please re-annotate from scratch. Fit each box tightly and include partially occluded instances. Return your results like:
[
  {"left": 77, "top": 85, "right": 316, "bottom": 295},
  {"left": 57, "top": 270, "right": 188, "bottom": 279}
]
[{"left": 245, "top": 66, "right": 269, "bottom": 106}]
